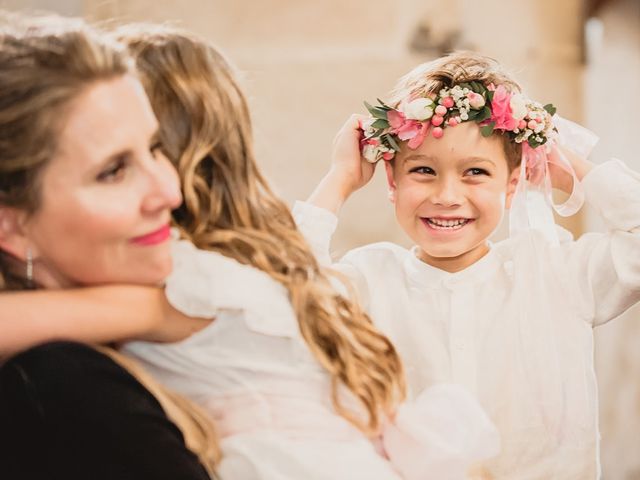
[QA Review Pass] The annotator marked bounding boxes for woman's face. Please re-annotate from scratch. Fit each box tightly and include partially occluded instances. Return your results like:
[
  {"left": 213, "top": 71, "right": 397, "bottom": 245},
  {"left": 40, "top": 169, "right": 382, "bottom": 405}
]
[{"left": 22, "top": 75, "right": 182, "bottom": 288}]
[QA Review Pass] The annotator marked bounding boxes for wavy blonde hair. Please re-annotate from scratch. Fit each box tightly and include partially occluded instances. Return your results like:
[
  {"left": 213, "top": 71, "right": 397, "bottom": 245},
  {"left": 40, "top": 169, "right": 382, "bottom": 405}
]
[
  {"left": 0, "top": 14, "right": 219, "bottom": 475},
  {"left": 388, "top": 51, "right": 523, "bottom": 169},
  {"left": 116, "top": 24, "right": 406, "bottom": 434}
]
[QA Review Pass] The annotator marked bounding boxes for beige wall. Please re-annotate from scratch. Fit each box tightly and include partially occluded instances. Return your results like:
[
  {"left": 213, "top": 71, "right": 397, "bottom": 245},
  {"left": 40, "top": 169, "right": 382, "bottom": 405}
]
[{"left": 3, "top": 0, "right": 639, "bottom": 476}]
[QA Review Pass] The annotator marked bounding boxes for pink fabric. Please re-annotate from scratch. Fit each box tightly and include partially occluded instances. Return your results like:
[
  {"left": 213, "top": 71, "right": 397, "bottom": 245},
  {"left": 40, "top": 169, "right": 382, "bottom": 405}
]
[
  {"left": 510, "top": 116, "right": 599, "bottom": 244},
  {"left": 207, "top": 384, "right": 500, "bottom": 479}
]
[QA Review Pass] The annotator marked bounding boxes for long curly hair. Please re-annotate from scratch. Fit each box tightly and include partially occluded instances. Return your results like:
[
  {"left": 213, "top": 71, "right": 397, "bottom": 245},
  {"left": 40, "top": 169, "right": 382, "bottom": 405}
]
[{"left": 116, "top": 24, "right": 407, "bottom": 435}]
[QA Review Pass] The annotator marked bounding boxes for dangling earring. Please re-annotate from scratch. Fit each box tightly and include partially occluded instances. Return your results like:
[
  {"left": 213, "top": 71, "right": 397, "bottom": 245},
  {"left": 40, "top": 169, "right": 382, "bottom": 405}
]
[
  {"left": 26, "top": 247, "right": 33, "bottom": 286},
  {"left": 387, "top": 190, "right": 395, "bottom": 202}
]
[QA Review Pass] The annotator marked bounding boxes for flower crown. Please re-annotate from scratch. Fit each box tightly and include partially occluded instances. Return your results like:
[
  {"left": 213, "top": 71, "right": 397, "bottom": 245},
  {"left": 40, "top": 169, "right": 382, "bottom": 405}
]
[{"left": 360, "top": 82, "right": 557, "bottom": 163}]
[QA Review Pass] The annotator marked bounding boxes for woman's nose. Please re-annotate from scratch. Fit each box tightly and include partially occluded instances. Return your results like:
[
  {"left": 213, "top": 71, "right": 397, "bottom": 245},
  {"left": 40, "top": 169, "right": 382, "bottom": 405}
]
[{"left": 141, "top": 156, "right": 183, "bottom": 214}]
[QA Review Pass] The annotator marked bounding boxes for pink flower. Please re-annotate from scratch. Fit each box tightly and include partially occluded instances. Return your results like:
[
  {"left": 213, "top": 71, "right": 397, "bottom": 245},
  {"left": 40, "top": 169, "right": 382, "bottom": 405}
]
[
  {"left": 489, "top": 85, "right": 517, "bottom": 131},
  {"left": 442, "top": 96, "right": 455, "bottom": 108},
  {"left": 407, "top": 122, "right": 430, "bottom": 149},
  {"left": 388, "top": 110, "right": 424, "bottom": 141},
  {"left": 431, "top": 126, "right": 444, "bottom": 139},
  {"left": 387, "top": 109, "right": 407, "bottom": 130},
  {"left": 396, "top": 120, "right": 423, "bottom": 141}
]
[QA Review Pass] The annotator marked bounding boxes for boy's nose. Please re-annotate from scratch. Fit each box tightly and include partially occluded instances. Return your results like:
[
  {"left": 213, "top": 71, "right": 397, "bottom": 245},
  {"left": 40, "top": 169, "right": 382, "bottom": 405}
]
[{"left": 430, "top": 178, "right": 463, "bottom": 207}]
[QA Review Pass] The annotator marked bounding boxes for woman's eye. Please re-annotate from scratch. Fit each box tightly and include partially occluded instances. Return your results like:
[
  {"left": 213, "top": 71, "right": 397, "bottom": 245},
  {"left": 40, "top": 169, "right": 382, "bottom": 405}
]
[
  {"left": 410, "top": 166, "right": 436, "bottom": 175},
  {"left": 465, "top": 167, "right": 490, "bottom": 176},
  {"left": 97, "top": 158, "right": 127, "bottom": 182}
]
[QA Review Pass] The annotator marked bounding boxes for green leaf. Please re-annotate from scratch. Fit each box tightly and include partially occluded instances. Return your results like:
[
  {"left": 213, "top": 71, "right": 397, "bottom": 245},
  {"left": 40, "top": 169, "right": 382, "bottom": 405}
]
[
  {"left": 376, "top": 98, "right": 392, "bottom": 109},
  {"left": 385, "top": 134, "right": 401, "bottom": 151},
  {"left": 371, "top": 119, "right": 389, "bottom": 129},
  {"left": 364, "top": 101, "right": 376, "bottom": 115},
  {"left": 459, "top": 82, "right": 472, "bottom": 91},
  {"left": 467, "top": 109, "right": 480, "bottom": 120},
  {"left": 486, "top": 90, "right": 494, "bottom": 103},
  {"left": 476, "top": 106, "right": 492, "bottom": 122},
  {"left": 543, "top": 103, "right": 557, "bottom": 116},
  {"left": 480, "top": 122, "right": 496, "bottom": 137},
  {"left": 470, "top": 81, "right": 484, "bottom": 94}
]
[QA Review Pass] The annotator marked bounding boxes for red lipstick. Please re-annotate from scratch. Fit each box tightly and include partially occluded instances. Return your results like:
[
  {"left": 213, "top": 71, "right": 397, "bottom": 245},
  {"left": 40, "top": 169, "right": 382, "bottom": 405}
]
[{"left": 131, "top": 224, "right": 171, "bottom": 246}]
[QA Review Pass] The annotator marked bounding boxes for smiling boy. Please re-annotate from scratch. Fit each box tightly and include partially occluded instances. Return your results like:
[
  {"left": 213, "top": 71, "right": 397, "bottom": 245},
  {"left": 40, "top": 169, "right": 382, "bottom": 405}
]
[{"left": 294, "top": 52, "right": 640, "bottom": 478}]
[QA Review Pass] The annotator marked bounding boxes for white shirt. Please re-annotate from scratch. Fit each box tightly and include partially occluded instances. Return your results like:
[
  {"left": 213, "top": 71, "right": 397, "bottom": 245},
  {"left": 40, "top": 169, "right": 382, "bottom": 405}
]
[
  {"left": 293, "top": 159, "right": 640, "bottom": 480},
  {"left": 123, "top": 239, "right": 499, "bottom": 479}
]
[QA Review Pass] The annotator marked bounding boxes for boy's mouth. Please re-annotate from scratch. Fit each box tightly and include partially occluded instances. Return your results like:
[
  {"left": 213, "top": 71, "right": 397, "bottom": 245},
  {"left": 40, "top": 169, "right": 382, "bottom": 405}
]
[{"left": 422, "top": 217, "right": 472, "bottom": 230}]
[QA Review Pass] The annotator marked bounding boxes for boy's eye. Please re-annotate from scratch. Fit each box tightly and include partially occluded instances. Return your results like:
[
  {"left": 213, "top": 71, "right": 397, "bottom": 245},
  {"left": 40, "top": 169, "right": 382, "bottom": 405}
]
[
  {"left": 97, "top": 157, "right": 127, "bottom": 182},
  {"left": 465, "top": 167, "right": 490, "bottom": 176},
  {"left": 410, "top": 166, "right": 436, "bottom": 175}
]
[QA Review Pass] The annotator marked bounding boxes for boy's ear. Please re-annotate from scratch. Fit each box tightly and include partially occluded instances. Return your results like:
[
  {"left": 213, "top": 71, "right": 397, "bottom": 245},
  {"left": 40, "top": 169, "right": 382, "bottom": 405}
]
[
  {"left": 384, "top": 160, "right": 397, "bottom": 204},
  {"left": 505, "top": 166, "right": 521, "bottom": 209},
  {"left": 0, "top": 207, "right": 30, "bottom": 260}
]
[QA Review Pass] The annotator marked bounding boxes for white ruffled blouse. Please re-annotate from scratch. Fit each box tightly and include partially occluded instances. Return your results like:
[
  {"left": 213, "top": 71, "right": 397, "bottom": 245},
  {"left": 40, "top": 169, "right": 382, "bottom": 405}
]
[
  {"left": 123, "top": 239, "right": 499, "bottom": 479},
  {"left": 292, "top": 159, "right": 640, "bottom": 480}
]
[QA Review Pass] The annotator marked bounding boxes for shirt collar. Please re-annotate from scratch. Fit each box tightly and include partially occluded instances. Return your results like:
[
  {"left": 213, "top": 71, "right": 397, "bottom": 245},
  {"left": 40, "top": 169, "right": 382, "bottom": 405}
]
[{"left": 404, "top": 243, "right": 503, "bottom": 290}]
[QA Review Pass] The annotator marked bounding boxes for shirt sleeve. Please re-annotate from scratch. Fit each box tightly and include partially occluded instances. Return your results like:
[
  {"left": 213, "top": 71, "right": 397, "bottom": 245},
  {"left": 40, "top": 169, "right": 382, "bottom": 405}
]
[
  {"left": 292, "top": 200, "right": 339, "bottom": 265},
  {"left": 292, "top": 200, "right": 372, "bottom": 309},
  {"left": 558, "top": 159, "right": 640, "bottom": 326}
]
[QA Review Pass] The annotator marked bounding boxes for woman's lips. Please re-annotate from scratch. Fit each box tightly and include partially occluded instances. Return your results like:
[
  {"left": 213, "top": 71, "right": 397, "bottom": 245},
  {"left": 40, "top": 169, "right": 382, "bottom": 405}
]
[{"left": 131, "top": 224, "right": 171, "bottom": 246}]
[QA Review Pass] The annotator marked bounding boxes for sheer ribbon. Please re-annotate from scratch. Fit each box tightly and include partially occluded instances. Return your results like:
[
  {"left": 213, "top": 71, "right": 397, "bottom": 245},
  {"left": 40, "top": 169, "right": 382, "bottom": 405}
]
[
  {"left": 501, "top": 116, "right": 601, "bottom": 477},
  {"left": 509, "top": 116, "right": 599, "bottom": 245}
]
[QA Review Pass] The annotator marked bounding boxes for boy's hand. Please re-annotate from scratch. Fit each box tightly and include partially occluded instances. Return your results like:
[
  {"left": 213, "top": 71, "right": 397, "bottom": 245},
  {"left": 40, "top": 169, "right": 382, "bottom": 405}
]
[
  {"left": 547, "top": 144, "right": 595, "bottom": 194},
  {"left": 330, "top": 114, "right": 377, "bottom": 193},
  {"left": 307, "top": 115, "right": 379, "bottom": 214}
]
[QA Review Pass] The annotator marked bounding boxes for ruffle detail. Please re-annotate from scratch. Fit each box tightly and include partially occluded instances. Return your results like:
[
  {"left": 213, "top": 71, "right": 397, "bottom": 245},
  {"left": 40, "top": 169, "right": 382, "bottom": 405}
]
[
  {"left": 383, "top": 384, "right": 500, "bottom": 480},
  {"left": 166, "top": 239, "right": 300, "bottom": 338}
]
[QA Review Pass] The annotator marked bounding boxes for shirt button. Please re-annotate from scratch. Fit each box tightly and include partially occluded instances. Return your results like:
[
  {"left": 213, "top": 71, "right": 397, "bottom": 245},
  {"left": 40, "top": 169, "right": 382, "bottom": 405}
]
[{"left": 453, "top": 341, "right": 466, "bottom": 350}]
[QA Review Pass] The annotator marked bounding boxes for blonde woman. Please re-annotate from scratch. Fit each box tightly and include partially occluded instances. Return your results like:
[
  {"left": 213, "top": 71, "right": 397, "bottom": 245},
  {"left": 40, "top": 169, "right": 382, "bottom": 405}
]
[
  {"left": 0, "top": 14, "right": 218, "bottom": 480},
  {"left": 2, "top": 22, "right": 499, "bottom": 479}
]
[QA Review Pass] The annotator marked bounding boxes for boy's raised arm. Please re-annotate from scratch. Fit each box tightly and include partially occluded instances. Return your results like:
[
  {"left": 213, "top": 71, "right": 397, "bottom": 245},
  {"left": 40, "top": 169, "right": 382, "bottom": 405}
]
[{"left": 307, "top": 114, "right": 378, "bottom": 215}]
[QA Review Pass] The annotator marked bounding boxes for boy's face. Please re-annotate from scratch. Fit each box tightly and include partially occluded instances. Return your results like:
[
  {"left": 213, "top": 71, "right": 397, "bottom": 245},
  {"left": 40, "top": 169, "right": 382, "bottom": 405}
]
[{"left": 385, "top": 122, "right": 519, "bottom": 272}]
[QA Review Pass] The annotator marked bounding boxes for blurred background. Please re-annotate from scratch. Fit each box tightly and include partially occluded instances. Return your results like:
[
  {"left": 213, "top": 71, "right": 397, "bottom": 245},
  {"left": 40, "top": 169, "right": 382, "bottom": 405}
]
[{"left": 2, "top": 0, "right": 639, "bottom": 477}]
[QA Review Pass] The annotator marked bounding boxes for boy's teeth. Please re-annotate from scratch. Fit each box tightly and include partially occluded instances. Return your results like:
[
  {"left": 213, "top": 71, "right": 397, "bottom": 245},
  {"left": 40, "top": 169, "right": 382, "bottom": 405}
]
[{"left": 427, "top": 218, "right": 468, "bottom": 228}]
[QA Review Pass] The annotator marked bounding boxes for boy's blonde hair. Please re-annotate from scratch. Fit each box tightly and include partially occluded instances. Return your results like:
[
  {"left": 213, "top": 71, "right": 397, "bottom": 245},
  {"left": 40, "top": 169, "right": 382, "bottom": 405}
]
[
  {"left": 115, "top": 25, "right": 406, "bottom": 436},
  {"left": 389, "top": 51, "right": 523, "bottom": 170}
]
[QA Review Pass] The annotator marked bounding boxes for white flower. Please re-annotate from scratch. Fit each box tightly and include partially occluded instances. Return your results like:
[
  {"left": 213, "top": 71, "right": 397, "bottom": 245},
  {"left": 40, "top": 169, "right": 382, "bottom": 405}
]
[
  {"left": 402, "top": 98, "right": 434, "bottom": 121},
  {"left": 509, "top": 94, "right": 528, "bottom": 121},
  {"left": 361, "top": 118, "right": 376, "bottom": 136},
  {"left": 362, "top": 144, "right": 379, "bottom": 163},
  {"left": 467, "top": 92, "right": 485, "bottom": 109},
  {"left": 460, "top": 111, "right": 469, "bottom": 121}
]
